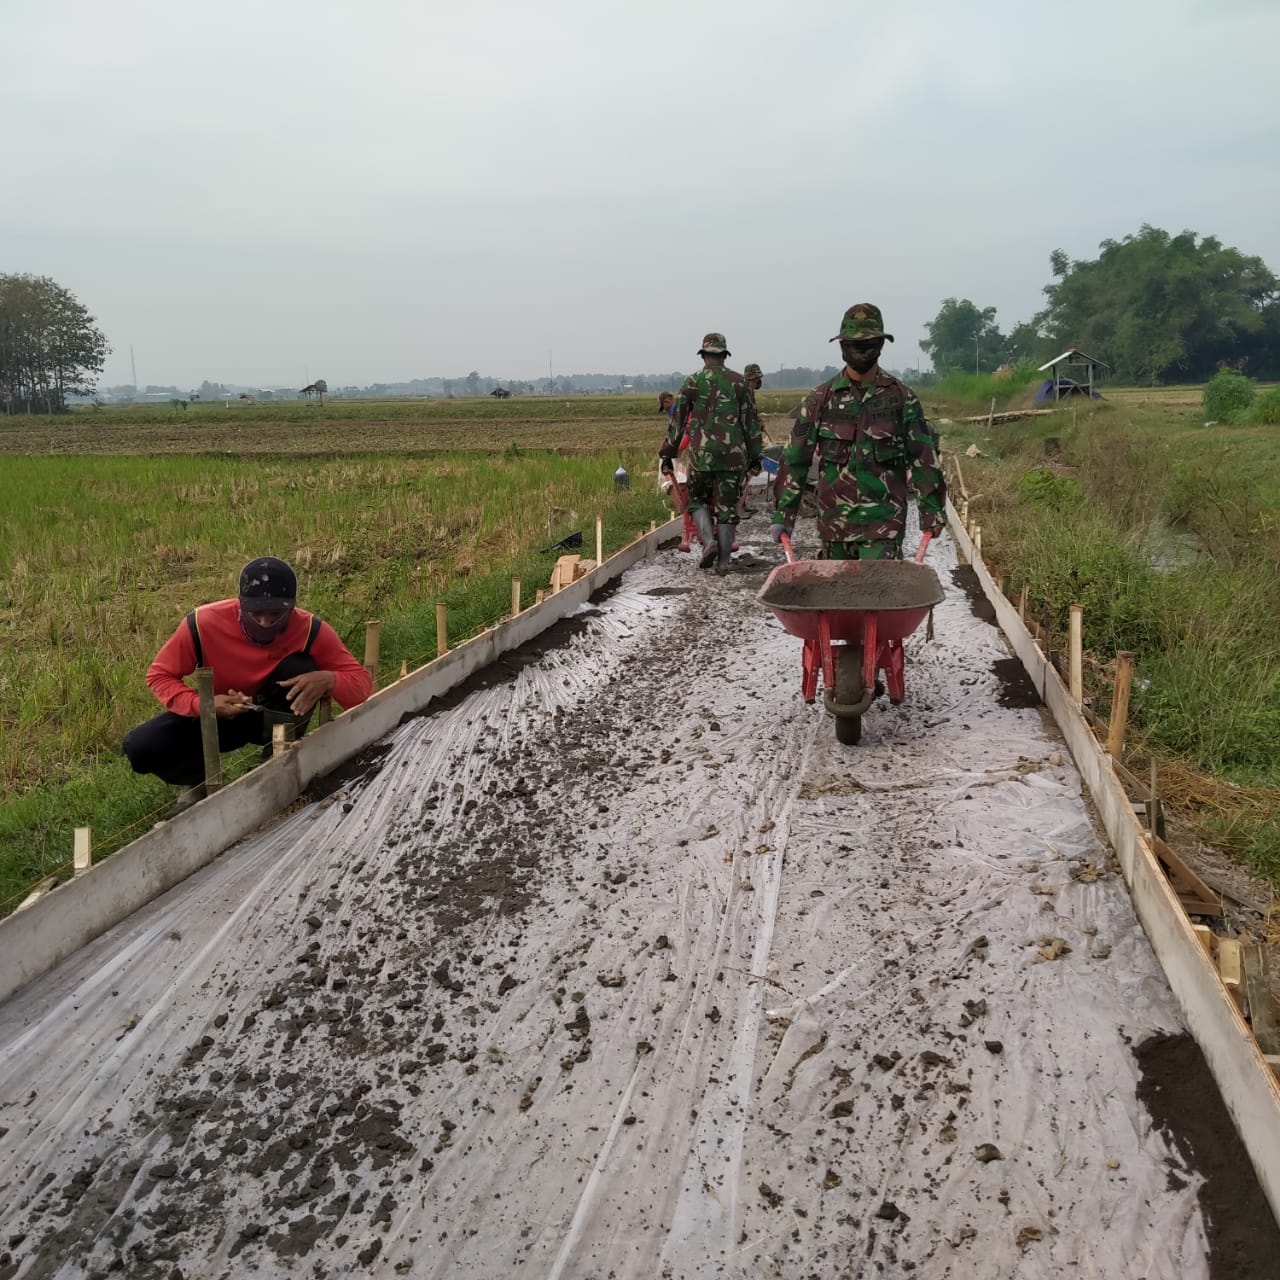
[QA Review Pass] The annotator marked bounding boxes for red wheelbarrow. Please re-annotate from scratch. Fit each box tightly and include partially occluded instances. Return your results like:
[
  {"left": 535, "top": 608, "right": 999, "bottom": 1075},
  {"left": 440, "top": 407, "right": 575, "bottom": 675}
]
[{"left": 758, "top": 533, "right": 944, "bottom": 744}]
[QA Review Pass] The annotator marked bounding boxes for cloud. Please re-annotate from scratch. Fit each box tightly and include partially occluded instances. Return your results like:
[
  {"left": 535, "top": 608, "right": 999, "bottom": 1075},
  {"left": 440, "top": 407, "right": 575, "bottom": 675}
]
[{"left": 3, "top": 0, "right": 1277, "bottom": 384}]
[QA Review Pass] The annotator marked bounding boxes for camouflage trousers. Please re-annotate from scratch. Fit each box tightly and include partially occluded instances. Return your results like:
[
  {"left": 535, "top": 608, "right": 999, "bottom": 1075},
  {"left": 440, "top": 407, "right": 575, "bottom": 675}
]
[
  {"left": 686, "top": 470, "right": 745, "bottom": 526},
  {"left": 819, "top": 538, "right": 903, "bottom": 561}
]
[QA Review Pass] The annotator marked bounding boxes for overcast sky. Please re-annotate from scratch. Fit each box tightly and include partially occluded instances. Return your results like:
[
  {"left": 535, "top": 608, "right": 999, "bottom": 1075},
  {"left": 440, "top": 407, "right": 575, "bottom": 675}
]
[{"left": 5, "top": 0, "right": 1279, "bottom": 388}]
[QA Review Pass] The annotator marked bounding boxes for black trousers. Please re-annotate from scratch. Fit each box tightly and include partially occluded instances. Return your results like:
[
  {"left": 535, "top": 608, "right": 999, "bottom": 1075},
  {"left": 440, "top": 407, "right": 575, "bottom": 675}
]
[{"left": 124, "top": 653, "right": 320, "bottom": 787}]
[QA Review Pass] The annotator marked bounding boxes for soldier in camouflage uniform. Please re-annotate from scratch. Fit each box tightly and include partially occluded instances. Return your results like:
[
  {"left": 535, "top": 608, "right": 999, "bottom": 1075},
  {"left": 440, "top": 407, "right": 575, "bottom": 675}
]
[
  {"left": 661, "top": 333, "right": 762, "bottom": 575},
  {"left": 771, "top": 304, "right": 945, "bottom": 559},
  {"left": 743, "top": 363, "right": 764, "bottom": 394}
]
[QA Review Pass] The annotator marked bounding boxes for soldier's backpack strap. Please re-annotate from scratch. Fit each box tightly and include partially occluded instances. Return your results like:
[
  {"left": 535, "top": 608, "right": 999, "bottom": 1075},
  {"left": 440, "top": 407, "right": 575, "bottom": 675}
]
[
  {"left": 185, "top": 610, "right": 204, "bottom": 668},
  {"left": 302, "top": 614, "right": 322, "bottom": 657}
]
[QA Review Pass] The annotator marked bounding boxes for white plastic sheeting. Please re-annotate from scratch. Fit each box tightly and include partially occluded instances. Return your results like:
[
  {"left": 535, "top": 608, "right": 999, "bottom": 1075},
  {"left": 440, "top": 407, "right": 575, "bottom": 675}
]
[{"left": 0, "top": 530, "right": 1204, "bottom": 1279}]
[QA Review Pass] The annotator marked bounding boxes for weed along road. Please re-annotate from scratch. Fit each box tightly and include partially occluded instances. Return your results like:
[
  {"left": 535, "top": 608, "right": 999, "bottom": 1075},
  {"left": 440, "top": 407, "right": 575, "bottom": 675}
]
[{"left": 0, "top": 525, "right": 1266, "bottom": 1279}]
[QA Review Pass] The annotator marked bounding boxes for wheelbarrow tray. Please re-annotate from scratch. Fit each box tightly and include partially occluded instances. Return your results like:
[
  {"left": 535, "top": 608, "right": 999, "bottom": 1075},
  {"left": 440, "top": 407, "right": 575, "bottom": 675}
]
[{"left": 758, "top": 559, "right": 944, "bottom": 643}]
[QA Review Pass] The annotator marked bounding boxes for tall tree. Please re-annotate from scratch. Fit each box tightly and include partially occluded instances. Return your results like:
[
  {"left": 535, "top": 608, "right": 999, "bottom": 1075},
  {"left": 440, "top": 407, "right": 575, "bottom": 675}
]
[
  {"left": 1034, "top": 226, "right": 1280, "bottom": 382},
  {"left": 921, "top": 298, "right": 1005, "bottom": 375},
  {"left": 0, "top": 274, "right": 109, "bottom": 414}
]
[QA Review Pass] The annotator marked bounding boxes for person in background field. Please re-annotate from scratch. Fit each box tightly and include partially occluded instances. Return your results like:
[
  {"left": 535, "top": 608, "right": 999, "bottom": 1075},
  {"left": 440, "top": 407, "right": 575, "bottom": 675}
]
[
  {"left": 123, "top": 557, "right": 373, "bottom": 811},
  {"left": 660, "top": 332, "right": 761, "bottom": 576},
  {"left": 658, "top": 391, "right": 699, "bottom": 552},
  {"left": 771, "top": 304, "right": 946, "bottom": 559},
  {"left": 740, "top": 364, "right": 765, "bottom": 518}
]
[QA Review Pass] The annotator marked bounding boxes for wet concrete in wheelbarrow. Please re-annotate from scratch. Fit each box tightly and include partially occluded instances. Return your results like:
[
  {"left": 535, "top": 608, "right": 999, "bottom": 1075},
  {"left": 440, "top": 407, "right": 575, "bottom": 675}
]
[{"left": 0, "top": 522, "right": 1267, "bottom": 1278}]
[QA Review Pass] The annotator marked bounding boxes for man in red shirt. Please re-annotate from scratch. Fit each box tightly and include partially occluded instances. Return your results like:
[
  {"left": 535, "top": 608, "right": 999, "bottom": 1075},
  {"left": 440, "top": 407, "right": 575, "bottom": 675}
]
[{"left": 124, "top": 557, "right": 373, "bottom": 805}]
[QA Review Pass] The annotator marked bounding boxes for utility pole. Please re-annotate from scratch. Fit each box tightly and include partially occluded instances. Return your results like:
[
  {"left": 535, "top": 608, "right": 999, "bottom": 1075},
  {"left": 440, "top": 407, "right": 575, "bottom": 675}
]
[
  {"left": 548, "top": 349, "right": 553, "bottom": 394},
  {"left": 130, "top": 345, "right": 138, "bottom": 391}
]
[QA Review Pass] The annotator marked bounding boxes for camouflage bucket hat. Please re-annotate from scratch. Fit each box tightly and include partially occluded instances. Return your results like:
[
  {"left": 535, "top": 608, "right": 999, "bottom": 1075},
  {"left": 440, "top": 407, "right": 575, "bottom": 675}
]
[
  {"left": 697, "top": 332, "right": 730, "bottom": 356},
  {"left": 830, "top": 303, "right": 894, "bottom": 343},
  {"left": 743, "top": 363, "right": 763, "bottom": 380}
]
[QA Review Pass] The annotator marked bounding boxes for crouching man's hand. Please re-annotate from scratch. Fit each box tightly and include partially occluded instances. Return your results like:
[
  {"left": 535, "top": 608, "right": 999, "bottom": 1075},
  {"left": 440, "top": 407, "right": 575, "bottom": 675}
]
[{"left": 279, "top": 669, "right": 338, "bottom": 717}]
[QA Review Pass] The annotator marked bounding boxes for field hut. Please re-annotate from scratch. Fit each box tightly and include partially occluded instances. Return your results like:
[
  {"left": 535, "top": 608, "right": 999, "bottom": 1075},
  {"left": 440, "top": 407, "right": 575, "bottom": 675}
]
[{"left": 1036, "top": 348, "right": 1110, "bottom": 403}]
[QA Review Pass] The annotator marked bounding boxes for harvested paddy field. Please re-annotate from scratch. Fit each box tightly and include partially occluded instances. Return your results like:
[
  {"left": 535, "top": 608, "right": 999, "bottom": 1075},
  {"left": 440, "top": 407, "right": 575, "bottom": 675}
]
[{"left": 0, "top": 415, "right": 657, "bottom": 457}]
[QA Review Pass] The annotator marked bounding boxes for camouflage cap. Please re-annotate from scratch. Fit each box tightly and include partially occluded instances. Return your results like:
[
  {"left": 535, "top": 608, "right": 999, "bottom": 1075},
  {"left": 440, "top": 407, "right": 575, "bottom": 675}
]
[
  {"left": 829, "top": 303, "right": 894, "bottom": 343},
  {"left": 743, "top": 363, "right": 763, "bottom": 380},
  {"left": 697, "top": 332, "right": 730, "bottom": 356}
]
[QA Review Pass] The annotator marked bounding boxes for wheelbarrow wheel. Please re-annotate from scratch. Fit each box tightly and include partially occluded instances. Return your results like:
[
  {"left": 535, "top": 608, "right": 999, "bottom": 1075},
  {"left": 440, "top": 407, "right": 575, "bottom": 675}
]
[{"left": 833, "top": 645, "right": 864, "bottom": 746}]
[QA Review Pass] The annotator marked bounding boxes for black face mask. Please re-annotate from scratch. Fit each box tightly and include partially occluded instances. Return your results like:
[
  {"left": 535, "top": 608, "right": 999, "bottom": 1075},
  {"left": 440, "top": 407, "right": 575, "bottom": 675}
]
[
  {"left": 239, "top": 605, "right": 293, "bottom": 645},
  {"left": 842, "top": 340, "right": 883, "bottom": 374}
]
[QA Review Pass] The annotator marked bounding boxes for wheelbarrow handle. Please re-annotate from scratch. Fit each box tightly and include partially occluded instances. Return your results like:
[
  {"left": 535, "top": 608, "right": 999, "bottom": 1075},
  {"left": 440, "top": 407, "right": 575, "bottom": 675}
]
[
  {"left": 914, "top": 531, "right": 933, "bottom": 564},
  {"left": 780, "top": 531, "right": 797, "bottom": 564}
]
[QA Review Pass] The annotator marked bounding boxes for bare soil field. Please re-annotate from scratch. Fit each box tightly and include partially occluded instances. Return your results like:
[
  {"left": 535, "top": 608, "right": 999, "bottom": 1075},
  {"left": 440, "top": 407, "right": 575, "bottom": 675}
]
[{"left": 0, "top": 416, "right": 657, "bottom": 457}]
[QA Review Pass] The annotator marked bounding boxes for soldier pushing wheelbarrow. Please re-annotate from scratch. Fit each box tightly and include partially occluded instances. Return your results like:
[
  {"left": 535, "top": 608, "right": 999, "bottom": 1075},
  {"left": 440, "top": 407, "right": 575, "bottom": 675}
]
[
  {"left": 764, "top": 303, "right": 948, "bottom": 742},
  {"left": 769, "top": 303, "right": 946, "bottom": 560}
]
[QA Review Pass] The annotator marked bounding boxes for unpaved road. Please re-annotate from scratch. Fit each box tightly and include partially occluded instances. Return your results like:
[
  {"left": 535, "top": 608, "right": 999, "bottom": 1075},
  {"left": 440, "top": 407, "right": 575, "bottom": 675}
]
[{"left": 0, "top": 524, "right": 1267, "bottom": 1278}]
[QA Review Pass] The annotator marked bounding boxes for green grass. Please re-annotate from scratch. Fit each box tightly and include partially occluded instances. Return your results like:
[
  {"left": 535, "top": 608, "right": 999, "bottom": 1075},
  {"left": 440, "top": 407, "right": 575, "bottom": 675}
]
[
  {"left": 940, "top": 391, "right": 1280, "bottom": 881},
  {"left": 926, "top": 365, "right": 1042, "bottom": 416},
  {"left": 0, "top": 449, "right": 669, "bottom": 910}
]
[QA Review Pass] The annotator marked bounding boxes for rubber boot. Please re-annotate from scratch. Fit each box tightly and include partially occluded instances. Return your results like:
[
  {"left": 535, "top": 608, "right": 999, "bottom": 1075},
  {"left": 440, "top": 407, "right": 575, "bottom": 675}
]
[
  {"left": 679, "top": 513, "right": 697, "bottom": 552},
  {"left": 715, "top": 523, "right": 735, "bottom": 576},
  {"left": 694, "top": 508, "right": 717, "bottom": 569}
]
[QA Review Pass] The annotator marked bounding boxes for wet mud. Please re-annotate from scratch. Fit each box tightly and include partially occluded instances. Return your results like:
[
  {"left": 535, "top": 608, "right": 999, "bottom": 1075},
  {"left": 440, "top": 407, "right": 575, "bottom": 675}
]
[
  {"left": 1135, "top": 1032, "right": 1280, "bottom": 1278},
  {"left": 759, "top": 561, "right": 945, "bottom": 613},
  {"left": 991, "top": 656, "right": 1042, "bottom": 708},
  {"left": 949, "top": 564, "right": 996, "bottom": 623}
]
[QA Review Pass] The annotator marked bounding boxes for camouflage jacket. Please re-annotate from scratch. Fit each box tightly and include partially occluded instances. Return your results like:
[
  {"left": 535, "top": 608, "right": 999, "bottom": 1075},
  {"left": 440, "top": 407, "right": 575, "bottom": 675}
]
[
  {"left": 664, "top": 366, "right": 762, "bottom": 474},
  {"left": 775, "top": 370, "right": 946, "bottom": 542}
]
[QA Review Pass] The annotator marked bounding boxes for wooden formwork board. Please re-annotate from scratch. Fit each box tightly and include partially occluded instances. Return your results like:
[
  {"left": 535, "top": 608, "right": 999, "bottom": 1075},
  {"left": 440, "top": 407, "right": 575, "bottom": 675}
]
[{"left": 946, "top": 501, "right": 1280, "bottom": 1227}]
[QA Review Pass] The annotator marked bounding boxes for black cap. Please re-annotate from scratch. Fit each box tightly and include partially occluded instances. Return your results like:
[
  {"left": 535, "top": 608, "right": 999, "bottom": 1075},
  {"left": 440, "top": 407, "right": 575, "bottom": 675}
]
[{"left": 238, "top": 557, "right": 297, "bottom": 610}]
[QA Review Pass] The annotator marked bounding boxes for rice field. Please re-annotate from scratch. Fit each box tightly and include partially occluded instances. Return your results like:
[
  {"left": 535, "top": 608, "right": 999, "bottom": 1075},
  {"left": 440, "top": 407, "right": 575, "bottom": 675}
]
[{"left": 0, "top": 435, "right": 669, "bottom": 907}]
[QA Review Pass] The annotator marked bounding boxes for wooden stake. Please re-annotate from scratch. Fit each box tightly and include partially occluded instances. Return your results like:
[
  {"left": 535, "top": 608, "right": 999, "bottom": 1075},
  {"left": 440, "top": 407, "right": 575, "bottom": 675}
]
[
  {"left": 960, "top": 498, "right": 970, "bottom": 530},
  {"left": 595, "top": 515, "right": 603, "bottom": 568},
  {"left": 194, "top": 668, "right": 222, "bottom": 793},
  {"left": 1018, "top": 583, "right": 1029, "bottom": 622},
  {"left": 973, "top": 525, "right": 982, "bottom": 557},
  {"left": 512, "top": 577, "right": 522, "bottom": 617},
  {"left": 1148, "top": 758, "right": 1166, "bottom": 840},
  {"left": 399, "top": 659, "right": 409, "bottom": 679},
  {"left": 1107, "top": 651, "right": 1134, "bottom": 760},
  {"left": 649, "top": 519, "right": 657, "bottom": 533},
  {"left": 1218, "top": 939, "right": 1246, "bottom": 1012},
  {"left": 73, "top": 827, "right": 92, "bottom": 877},
  {"left": 535, "top": 588, "right": 545, "bottom": 605},
  {"left": 995, "top": 573, "right": 1005, "bottom": 597},
  {"left": 987, "top": 395, "right": 996, "bottom": 429},
  {"left": 272, "top": 722, "right": 291, "bottom": 759},
  {"left": 317, "top": 694, "right": 333, "bottom": 725},
  {"left": 1069, "top": 604, "right": 1084, "bottom": 708},
  {"left": 363, "top": 620, "right": 381, "bottom": 690},
  {"left": 953, "top": 455, "right": 969, "bottom": 501},
  {"left": 436, "top": 603, "right": 448, "bottom": 655},
  {"left": 1243, "top": 945, "right": 1280, "bottom": 1053}
]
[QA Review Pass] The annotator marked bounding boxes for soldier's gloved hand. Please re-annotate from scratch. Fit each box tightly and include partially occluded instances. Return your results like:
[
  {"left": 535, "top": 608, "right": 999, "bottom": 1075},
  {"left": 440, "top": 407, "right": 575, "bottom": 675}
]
[
  {"left": 660, "top": 457, "right": 674, "bottom": 475},
  {"left": 769, "top": 522, "right": 792, "bottom": 545},
  {"left": 747, "top": 458, "right": 762, "bottom": 477}
]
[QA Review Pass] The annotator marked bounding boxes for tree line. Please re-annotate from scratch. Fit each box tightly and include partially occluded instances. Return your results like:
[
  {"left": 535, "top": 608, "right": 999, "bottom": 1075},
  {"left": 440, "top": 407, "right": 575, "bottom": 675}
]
[
  {"left": 923, "top": 225, "right": 1280, "bottom": 384},
  {"left": 0, "top": 274, "right": 108, "bottom": 414}
]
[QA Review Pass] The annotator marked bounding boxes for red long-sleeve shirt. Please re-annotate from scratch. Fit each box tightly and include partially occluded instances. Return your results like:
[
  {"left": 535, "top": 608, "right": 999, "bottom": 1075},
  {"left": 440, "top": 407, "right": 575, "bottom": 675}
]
[{"left": 146, "top": 599, "right": 373, "bottom": 718}]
